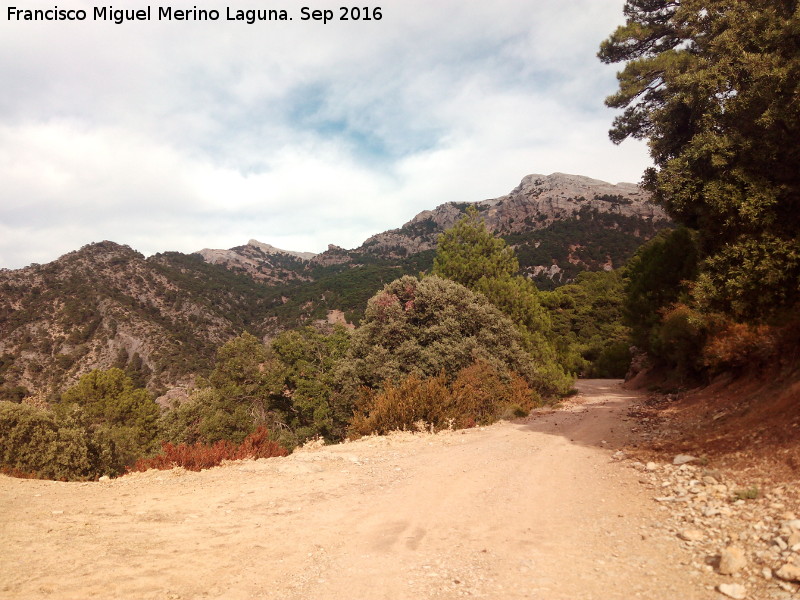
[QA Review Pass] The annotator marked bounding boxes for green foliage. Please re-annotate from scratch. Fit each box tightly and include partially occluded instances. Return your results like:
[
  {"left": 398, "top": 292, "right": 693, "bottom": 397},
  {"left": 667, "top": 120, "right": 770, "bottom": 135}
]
[
  {"left": 162, "top": 333, "right": 284, "bottom": 446},
  {"left": 600, "top": 0, "right": 800, "bottom": 318},
  {"left": 649, "top": 304, "right": 709, "bottom": 378},
  {"left": 733, "top": 486, "right": 760, "bottom": 501},
  {"left": 61, "top": 368, "right": 158, "bottom": 431},
  {"left": 271, "top": 251, "right": 436, "bottom": 327},
  {"left": 341, "top": 275, "right": 572, "bottom": 397},
  {"left": 694, "top": 234, "right": 800, "bottom": 320},
  {"left": 432, "top": 209, "right": 570, "bottom": 385},
  {"left": 160, "top": 328, "right": 354, "bottom": 448},
  {"left": 209, "top": 333, "right": 283, "bottom": 406},
  {"left": 541, "top": 270, "right": 632, "bottom": 377},
  {"left": 433, "top": 206, "right": 519, "bottom": 286},
  {"left": 0, "top": 401, "right": 106, "bottom": 480},
  {"left": 271, "top": 325, "right": 351, "bottom": 443},
  {"left": 623, "top": 228, "right": 700, "bottom": 352},
  {"left": 0, "top": 385, "right": 29, "bottom": 403},
  {"left": 58, "top": 368, "right": 160, "bottom": 471}
]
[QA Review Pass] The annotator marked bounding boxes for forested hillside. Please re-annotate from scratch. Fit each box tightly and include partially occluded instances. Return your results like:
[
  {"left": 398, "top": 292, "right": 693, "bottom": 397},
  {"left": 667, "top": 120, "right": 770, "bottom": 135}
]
[{"left": 0, "top": 243, "right": 286, "bottom": 401}]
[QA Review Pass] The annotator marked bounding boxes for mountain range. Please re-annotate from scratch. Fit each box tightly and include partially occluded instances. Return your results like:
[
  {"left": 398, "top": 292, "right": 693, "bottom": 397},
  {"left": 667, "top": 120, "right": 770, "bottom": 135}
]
[{"left": 0, "top": 172, "right": 670, "bottom": 402}]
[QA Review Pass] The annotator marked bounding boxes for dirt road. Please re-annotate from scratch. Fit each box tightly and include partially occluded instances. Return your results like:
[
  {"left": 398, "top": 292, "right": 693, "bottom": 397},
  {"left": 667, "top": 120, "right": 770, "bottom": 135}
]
[{"left": 0, "top": 380, "right": 717, "bottom": 599}]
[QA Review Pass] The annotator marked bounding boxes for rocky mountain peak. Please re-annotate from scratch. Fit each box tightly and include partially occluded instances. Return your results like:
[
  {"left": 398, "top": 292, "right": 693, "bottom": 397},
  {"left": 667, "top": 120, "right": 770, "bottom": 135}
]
[
  {"left": 245, "top": 240, "right": 316, "bottom": 262},
  {"left": 507, "top": 172, "right": 645, "bottom": 201},
  {"left": 194, "top": 239, "right": 315, "bottom": 283},
  {"left": 338, "top": 172, "right": 668, "bottom": 262}
]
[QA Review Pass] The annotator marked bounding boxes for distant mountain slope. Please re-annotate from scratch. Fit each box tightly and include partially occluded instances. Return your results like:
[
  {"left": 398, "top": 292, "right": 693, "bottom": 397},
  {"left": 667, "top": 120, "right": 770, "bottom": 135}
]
[
  {"left": 196, "top": 240, "right": 313, "bottom": 283},
  {"left": 200, "top": 173, "right": 670, "bottom": 288},
  {"left": 0, "top": 243, "right": 282, "bottom": 401},
  {"left": 358, "top": 173, "right": 669, "bottom": 287},
  {"left": 0, "top": 172, "right": 670, "bottom": 400}
]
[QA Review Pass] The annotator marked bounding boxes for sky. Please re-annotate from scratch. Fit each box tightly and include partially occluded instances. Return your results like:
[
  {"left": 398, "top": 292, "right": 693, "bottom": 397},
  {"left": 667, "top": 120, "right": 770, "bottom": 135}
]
[{"left": 0, "top": 0, "right": 651, "bottom": 269}]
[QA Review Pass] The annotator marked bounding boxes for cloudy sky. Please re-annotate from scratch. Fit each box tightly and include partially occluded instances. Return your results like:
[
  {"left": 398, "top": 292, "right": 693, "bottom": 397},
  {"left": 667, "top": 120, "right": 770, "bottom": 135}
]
[{"left": 0, "top": 0, "right": 650, "bottom": 269}]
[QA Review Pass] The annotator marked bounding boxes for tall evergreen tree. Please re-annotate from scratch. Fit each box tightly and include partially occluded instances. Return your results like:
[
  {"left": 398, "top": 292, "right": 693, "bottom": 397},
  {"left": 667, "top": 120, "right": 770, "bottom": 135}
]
[
  {"left": 432, "top": 207, "right": 568, "bottom": 374},
  {"left": 433, "top": 206, "right": 519, "bottom": 286},
  {"left": 433, "top": 207, "right": 550, "bottom": 332},
  {"left": 599, "top": 0, "right": 800, "bottom": 319}
]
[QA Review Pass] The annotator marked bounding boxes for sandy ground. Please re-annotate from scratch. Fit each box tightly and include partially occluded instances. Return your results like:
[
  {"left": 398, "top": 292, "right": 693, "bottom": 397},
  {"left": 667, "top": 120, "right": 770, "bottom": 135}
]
[{"left": 0, "top": 380, "right": 719, "bottom": 600}]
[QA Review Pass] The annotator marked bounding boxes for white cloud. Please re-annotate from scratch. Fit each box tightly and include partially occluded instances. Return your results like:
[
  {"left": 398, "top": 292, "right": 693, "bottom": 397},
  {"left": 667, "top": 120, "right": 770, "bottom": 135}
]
[{"left": 0, "top": 0, "right": 649, "bottom": 269}]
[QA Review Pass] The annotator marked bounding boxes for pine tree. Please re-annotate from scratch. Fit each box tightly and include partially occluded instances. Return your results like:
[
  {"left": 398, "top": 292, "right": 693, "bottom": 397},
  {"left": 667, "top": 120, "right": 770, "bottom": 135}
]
[
  {"left": 433, "top": 206, "right": 518, "bottom": 287},
  {"left": 432, "top": 207, "right": 562, "bottom": 369},
  {"left": 600, "top": 0, "right": 800, "bottom": 318}
]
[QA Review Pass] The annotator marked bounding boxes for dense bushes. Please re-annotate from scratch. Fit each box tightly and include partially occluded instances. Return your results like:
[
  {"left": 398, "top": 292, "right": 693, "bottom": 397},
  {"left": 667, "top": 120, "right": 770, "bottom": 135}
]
[
  {"left": 541, "top": 270, "right": 631, "bottom": 377},
  {"left": 340, "top": 275, "right": 572, "bottom": 397},
  {"left": 350, "top": 360, "right": 539, "bottom": 436},
  {"left": 57, "top": 368, "right": 160, "bottom": 471},
  {"left": 271, "top": 325, "right": 352, "bottom": 443},
  {"left": 701, "top": 321, "right": 779, "bottom": 373},
  {"left": 0, "top": 402, "right": 106, "bottom": 480},
  {"left": 623, "top": 228, "right": 699, "bottom": 352},
  {"left": 158, "top": 328, "right": 353, "bottom": 451},
  {"left": 2, "top": 369, "right": 170, "bottom": 480}
]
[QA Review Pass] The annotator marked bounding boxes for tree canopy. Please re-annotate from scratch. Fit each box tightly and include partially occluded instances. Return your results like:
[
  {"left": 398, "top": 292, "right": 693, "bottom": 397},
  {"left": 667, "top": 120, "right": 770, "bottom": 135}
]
[
  {"left": 600, "top": 0, "right": 800, "bottom": 319},
  {"left": 432, "top": 207, "right": 562, "bottom": 368},
  {"left": 433, "top": 206, "right": 519, "bottom": 287},
  {"left": 341, "top": 275, "right": 573, "bottom": 397}
]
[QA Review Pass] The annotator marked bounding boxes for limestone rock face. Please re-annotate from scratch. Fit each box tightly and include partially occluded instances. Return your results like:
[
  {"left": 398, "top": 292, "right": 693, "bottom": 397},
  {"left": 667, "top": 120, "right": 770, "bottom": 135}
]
[
  {"left": 196, "top": 239, "right": 315, "bottom": 283},
  {"left": 481, "top": 173, "right": 666, "bottom": 233},
  {"left": 196, "top": 172, "right": 670, "bottom": 284},
  {"left": 308, "top": 172, "right": 670, "bottom": 282}
]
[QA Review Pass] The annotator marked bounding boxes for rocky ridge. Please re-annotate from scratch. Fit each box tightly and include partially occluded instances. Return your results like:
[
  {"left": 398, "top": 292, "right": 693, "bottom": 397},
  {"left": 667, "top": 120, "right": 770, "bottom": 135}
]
[
  {"left": 350, "top": 172, "right": 668, "bottom": 259},
  {"left": 196, "top": 239, "right": 313, "bottom": 283},
  {"left": 196, "top": 173, "right": 671, "bottom": 284}
]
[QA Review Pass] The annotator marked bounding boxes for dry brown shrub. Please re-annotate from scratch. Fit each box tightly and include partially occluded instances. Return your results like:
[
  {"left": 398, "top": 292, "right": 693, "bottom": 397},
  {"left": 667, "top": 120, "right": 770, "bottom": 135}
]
[
  {"left": 0, "top": 465, "right": 39, "bottom": 479},
  {"left": 350, "top": 360, "right": 541, "bottom": 437},
  {"left": 703, "top": 321, "right": 778, "bottom": 371},
  {"left": 449, "top": 360, "right": 540, "bottom": 425},
  {"left": 129, "top": 426, "right": 288, "bottom": 473},
  {"left": 350, "top": 373, "right": 450, "bottom": 437}
]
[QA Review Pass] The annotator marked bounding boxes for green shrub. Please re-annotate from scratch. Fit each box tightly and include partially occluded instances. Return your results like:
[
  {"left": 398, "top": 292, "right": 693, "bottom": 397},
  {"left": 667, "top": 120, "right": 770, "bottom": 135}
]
[
  {"left": 432, "top": 207, "right": 569, "bottom": 379},
  {"left": 624, "top": 228, "right": 699, "bottom": 352},
  {"left": 341, "top": 275, "right": 572, "bottom": 398},
  {"left": 591, "top": 341, "right": 632, "bottom": 378},
  {"left": 0, "top": 402, "right": 95, "bottom": 480},
  {"left": 270, "top": 325, "right": 351, "bottom": 443},
  {"left": 58, "top": 368, "right": 161, "bottom": 470},
  {"left": 650, "top": 304, "right": 708, "bottom": 378}
]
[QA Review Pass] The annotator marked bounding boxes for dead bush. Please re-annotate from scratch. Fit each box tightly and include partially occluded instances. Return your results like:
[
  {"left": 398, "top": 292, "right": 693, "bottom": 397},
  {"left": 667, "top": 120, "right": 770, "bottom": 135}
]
[
  {"left": 703, "top": 321, "right": 778, "bottom": 372},
  {"left": 349, "top": 360, "right": 541, "bottom": 437},
  {"left": 129, "top": 426, "right": 287, "bottom": 473}
]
